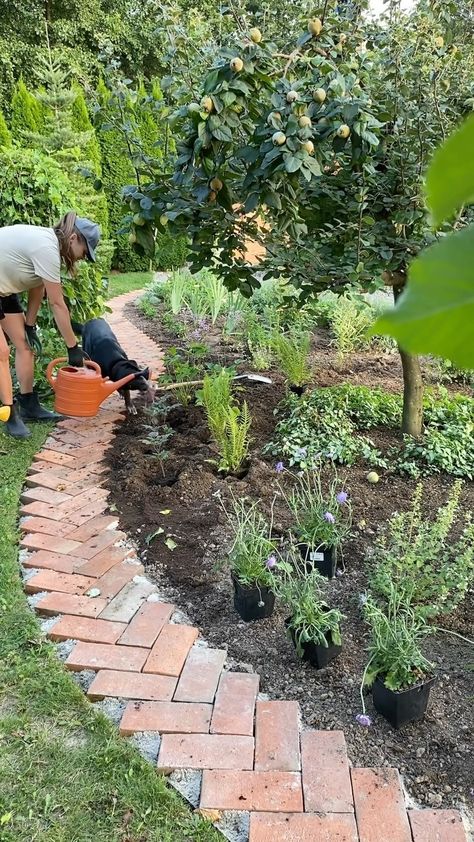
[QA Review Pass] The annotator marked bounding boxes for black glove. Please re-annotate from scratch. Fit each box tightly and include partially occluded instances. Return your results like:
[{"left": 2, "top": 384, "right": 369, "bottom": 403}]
[
  {"left": 67, "top": 344, "right": 86, "bottom": 367},
  {"left": 25, "top": 324, "right": 42, "bottom": 356}
]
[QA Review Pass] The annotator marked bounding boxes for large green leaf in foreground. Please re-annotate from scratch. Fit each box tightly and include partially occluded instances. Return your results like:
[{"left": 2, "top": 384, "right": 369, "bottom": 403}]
[
  {"left": 426, "top": 113, "right": 474, "bottom": 228},
  {"left": 374, "top": 225, "right": 474, "bottom": 369}
]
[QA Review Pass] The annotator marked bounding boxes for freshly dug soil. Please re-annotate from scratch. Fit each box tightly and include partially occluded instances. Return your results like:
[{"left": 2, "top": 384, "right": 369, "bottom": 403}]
[{"left": 106, "top": 299, "right": 474, "bottom": 817}]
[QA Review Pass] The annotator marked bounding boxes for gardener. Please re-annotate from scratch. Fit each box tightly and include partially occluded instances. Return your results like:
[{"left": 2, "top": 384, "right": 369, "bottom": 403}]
[{"left": 0, "top": 211, "right": 100, "bottom": 439}]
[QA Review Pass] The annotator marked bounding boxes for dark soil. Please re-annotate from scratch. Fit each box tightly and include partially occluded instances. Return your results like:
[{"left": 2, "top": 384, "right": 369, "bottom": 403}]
[{"left": 106, "top": 299, "right": 474, "bottom": 818}]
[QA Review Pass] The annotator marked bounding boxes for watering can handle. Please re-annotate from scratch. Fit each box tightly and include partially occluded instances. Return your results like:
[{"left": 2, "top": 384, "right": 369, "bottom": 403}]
[{"left": 46, "top": 357, "right": 102, "bottom": 387}]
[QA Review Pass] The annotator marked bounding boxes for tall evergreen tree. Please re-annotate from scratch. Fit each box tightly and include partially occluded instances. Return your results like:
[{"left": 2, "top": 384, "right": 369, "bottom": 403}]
[
  {"left": 71, "top": 84, "right": 102, "bottom": 173},
  {"left": 10, "top": 78, "right": 42, "bottom": 140},
  {"left": 0, "top": 109, "right": 12, "bottom": 147}
]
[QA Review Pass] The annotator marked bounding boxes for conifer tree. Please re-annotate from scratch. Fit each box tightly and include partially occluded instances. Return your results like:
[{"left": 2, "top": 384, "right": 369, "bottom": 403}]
[
  {"left": 10, "top": 78, "right": 42, "bottom": 140},
  {"left": 0, "top": 110, "right": 12, "bottom": 147}
]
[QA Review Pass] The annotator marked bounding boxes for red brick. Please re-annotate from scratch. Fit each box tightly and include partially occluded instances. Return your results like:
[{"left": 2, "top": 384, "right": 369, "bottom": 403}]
[
  {"left": 144, "top": 624, "right": 199, "bottom": 676},
  {"left": 65, "top": 499, "right": 110, "bottom": 527},
  {"left": 35, "top": 592, "right": 108, "bottom": 618},
  {"left": 28, "top": 461, "right": 66, "bottom": 475},
  {"left": 26, "top": 471, "right": 79, "bottom": 492},
  {"left": 20, "top": 533, "right": 83, "bottom": 554},
  {"left": 255, "top": 701, "right": 300, "bottom": 772},
  {"left": 65, "top": 641, "right": 148, "bottom": 672},
  {"left": 249, "top": 812, "right": 358, "bottom": 842},
  {"left": 74, "top": 546, "right": 136, "bottom": 578},
  {"left": 22, "top": 550, "right": 77, "bottom": 573},
  {"left": 20, "top": 517, "right": 74, "bottom": 536},
  {"left": 67, "top": 530, "right": 127, "bottom": 560},
  {"left": 200, "top": 770, "right": 304, "bottom": 812},
  {"left": 98, "top": 578, "right": 156, "bottom": 623},
  {"left": 118, "top": 602, "right": 174, "bottom": 648},
  {"left": 173, "top": 647, "right": 226, "bottom": 704},
  {"left": 89, "top": 671, "right": 177, "bottom": 703},
  {"left": 65, "top": 516, "right": 119, "bottom": 542},
  {"left": 48, "top": 616, "right": 126, "bottom": 644},
  {"left": 21, "top": 487, "right": 72, "bottom": 506},
  {"left": 25, "top": 570, "right": 95, "bottom": 595},
  {"left": 44, "top": 435, "right": 77, "bottom": 452},
  {"left": 34, "top": 450, "right": 75, "bottom": 465},
  {"left": 57, "top": 486, "right": 109, "bottom": 517},
  {"left": 351, "top": 768, "right": 412, "bottom": 842},
  {"left": 301, "top": 730, "right": 353, "bottom": 812},
  {"left": 157, "top": 733, "right": 254, "bottom": 772},
  {"left": 409, "top": 810, "right": 467, "bottom": 842},
  {"left": 91, "top": 559, "right": 142, "bottom": 600},
  {"left": 120, "top": 700, "right": 211, "bottom": 735},
  {"left": 21, "top": 501, "right": 70, "bottom": 521},
  {"left": 210, "top": 673, "right": 259, "bottom": 738}
]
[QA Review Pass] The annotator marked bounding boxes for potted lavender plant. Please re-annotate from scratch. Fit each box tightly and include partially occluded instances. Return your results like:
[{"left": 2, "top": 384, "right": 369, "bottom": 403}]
[
  {"left": 285, "top": 469, "right": 352, "bottom": 578},
  {"left": 221, "top": 496, "right": 278, "bottom": 621},
  {"left": 276, "top": 554, "right": 344, "bottom": 668}
]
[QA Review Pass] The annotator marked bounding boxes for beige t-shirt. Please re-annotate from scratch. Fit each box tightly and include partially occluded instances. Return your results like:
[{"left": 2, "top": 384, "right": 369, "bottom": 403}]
[{"left": 0, "top": 225, "right": 61, "bottom": 296}]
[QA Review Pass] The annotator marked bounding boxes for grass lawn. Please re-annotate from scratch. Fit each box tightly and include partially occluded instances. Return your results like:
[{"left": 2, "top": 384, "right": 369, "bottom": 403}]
[
  {"left": 0, "top": 422, "right": 218, "bottom": 842},
  {"left": 107, "top": 271, "right": 153, "bottom": 299}
]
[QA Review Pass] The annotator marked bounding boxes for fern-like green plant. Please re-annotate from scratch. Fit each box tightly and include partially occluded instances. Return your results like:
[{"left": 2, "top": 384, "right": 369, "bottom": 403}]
[
  {"left": 330, "top": 298, "right": 374, "bottom": 365},
  {"left": 200, "top": 369, "right": 235, "bottom": 443},
  {"left": 273, "top": 331, "right": 311, "bottom": 387},
  {"left": 218, "top": 401, "right": 252, "bottom": 473}
]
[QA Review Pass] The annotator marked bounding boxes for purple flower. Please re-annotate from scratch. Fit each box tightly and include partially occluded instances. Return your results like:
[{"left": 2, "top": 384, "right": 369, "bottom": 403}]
[
  {"left": 266, "top": 555, "right": 277, "bottom": 569},
  {"left": 191, "top": 329, "right": 202, "bottom": 340},
  {"left": 324, "top": 511, "right": 335, "bottom": 524},
  {"left": 336, "top": 491, "right": 348, "bottom": 504},
  {"left": 355, "top": 713, "right": 372, "bottom": 727},
  {"left": 275, "top": 461, "right": 284, "bottom": 473}
]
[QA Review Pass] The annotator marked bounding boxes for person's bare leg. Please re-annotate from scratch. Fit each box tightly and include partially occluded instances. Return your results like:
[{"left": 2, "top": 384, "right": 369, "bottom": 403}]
[
  {"left": 0, "top": 323, "right": 13, "bottom": 405},
  {"left": 2, "top": 312, "right": 34, "bottom": 393}
]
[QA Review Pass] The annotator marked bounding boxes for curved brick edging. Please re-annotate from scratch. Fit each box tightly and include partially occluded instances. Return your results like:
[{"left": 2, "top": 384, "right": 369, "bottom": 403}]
[{"left": 18, "top": 291, "right": 469, "bottom": 842}]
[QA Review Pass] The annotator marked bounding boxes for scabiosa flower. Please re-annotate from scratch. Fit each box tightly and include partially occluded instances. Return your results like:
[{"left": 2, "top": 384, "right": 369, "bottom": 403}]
[
  {"left": 336, "top": 491, "right": 348, "bottom": 504},
  {"left": 324, "top": 511, "right": 335, "bottom": 524},
  {"left": 266, "top": 555, "right": 277, "bottom": 569},
  {"left": 355, "top": 713, "right": 372, "bottom": 727},
  {"left": 275, "top": 461, "right": 284, "bottom": 473}
]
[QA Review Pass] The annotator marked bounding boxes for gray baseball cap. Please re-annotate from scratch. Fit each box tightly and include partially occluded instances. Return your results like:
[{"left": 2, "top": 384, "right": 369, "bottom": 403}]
[{"left": 74, "top": 216, "right": 101, "bottom": 262}]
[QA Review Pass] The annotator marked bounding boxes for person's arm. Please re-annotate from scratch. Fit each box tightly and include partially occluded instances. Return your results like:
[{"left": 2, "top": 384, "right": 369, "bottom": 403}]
[
  {"left": 25, "top": 284, "right": 46, "bottom": 327},
  {"left": 43, "top": 280, "right": 80, "bottom": 350}
]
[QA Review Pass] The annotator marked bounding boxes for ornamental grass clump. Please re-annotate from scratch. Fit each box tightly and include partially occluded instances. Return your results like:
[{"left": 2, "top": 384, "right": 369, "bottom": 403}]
[{"left": 370, "top": 480, "right": 474, "bottom": 619}]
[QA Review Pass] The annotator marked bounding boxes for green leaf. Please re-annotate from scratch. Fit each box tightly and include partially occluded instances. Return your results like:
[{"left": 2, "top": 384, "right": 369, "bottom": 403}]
[
  {"left": 284, "top": 155, "right": 302, "bottom": 173},
  {"left": 426, "top": 114, "right": 474, "bottom": 227},
  {"left": 372, "top": 224, "right": 474, "bottom": 369},
  {"left": 210, "top": 123, "right": 233, "bottom": 142}
]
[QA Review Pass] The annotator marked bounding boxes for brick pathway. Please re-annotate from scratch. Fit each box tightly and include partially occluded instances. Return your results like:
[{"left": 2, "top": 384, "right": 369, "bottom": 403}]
[{"left": 19, "top": 291, "right": 469, "bottom": 842}]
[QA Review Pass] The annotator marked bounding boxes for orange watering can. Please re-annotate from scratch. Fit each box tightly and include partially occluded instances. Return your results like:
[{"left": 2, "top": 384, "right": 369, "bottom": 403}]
[{"left": 46, "top": 358, "right": 136, "bottom": 418}]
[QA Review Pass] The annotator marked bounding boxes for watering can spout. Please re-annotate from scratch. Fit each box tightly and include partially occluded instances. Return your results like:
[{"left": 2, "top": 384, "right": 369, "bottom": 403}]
[{"left": 102, "top": 372, "right": 137, "bottom": 398}]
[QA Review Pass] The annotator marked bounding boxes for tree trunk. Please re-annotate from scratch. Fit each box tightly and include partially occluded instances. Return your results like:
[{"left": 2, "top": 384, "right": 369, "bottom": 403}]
[{"left": 393, "top": 285, "right": 424, "bottom": 437}]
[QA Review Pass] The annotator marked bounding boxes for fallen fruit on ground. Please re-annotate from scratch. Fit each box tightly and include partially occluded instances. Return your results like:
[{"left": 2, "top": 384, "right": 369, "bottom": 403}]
[{"left": 367, "top": 471, "right": 380, "bottom": 484}]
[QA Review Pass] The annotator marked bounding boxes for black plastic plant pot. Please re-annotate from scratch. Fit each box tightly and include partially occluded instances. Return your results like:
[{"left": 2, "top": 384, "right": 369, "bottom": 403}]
[
  {"left": 372, "top": 675, "right": 436, "bottom": 729},
  {"left": 299, "top": 543, "right": 337, "bottom": 579},
  {"left": 288, "top": 383, "right": 307, "bottom": 396},
  {"left": 285, "top": 619, "right": 342, "bottom": 669},
  {"left": 232, "top": 575, "right": 275, "bottom": 622}
]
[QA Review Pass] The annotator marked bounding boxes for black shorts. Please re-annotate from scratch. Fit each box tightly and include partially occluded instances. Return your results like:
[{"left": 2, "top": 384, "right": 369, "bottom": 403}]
[{"left": 0, "top": 294, "right": 24, "bottom": 321}]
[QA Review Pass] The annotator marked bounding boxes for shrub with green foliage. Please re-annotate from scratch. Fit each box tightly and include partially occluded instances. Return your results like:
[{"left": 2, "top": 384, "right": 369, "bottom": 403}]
[
  {"left": 370, "top": 481, "right": 474, "bottom": 620},
  {"left": 71, "top": 84, "right": 102, "bottom": 173},
  {"left": 10, "top": 78, "right": 42, "bottom": 140},
  {"left": 0, "top": 110, "right": 12, "bottom": 147},
  {"left": 266, "top": 384, "right": 474, "bottom": 478}
]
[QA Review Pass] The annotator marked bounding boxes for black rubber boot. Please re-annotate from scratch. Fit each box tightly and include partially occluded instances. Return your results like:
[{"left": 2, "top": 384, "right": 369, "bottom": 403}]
[
  {"left": 5, "top": 401, "right": 31, "bottom": 439},
  {"left": 18, "top": 391, "right": 63, "bottom": 422}
]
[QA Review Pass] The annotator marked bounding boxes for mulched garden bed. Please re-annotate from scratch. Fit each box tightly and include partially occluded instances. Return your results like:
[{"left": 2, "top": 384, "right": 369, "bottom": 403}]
[{"left": 105, "top": 299, "right": 474, "bottom": 817}]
